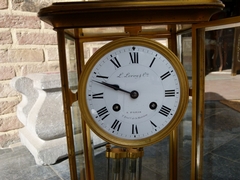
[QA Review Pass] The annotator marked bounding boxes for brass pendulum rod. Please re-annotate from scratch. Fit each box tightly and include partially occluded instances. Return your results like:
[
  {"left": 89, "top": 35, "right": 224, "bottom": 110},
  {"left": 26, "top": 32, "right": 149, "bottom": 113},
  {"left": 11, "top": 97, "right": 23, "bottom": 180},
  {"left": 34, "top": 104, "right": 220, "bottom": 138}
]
[{"left": 106, "top": 145, "right": 144, "bottom": 180}]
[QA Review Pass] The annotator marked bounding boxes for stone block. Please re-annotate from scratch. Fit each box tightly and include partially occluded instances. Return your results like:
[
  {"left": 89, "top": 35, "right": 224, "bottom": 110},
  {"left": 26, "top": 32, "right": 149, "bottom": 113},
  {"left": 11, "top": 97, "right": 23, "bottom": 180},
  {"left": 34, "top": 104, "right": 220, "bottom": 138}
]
[
  {"left": 0, "top": 98, "right": 20, "bottom": 115},
  {"left": 11, "top": 72, "right": 80, "bottom": 165},
  {"left": 0, "top": 15, "right": 40, "bottom": 29},
  {"left": 17, "top": 31, "right": 57, "bottom": 45},
  {"left": 0, "top": 0, "right": 8, "bottom": 9},
  {"left": 0, "top": 66, "right": 15, "bottom": 81},
  {"left": 46, "top": 47, "right": 59, "bottom": 61},
  {"left": 0, "top": 82, "right": 19, "bottom": 98},
  {"left": 15, "top": 63, "right": 48, "bottom": 76},
  {"left": 0, "top": 115, "right": 23, "bottom": 132},
  {"left": 19, "top": 127, "right": 82, "bottom": 165},
  {"left": 0, "top": 49, "right": 8, "bottom": 63},
  {"left": 12, "top": 73, "right": 66, "bottom": 131},
  {"left": 12, "top": 0, "right": 52, "bottom": 12},
  {"left": 10, "top": 76, "right": 38, "bottom": 126},
  {"left": 0, "top": 130, "right": 20, "bottom": 148},
  {"left": 47, "top": 62, "right": 60, "bottom": 72},
  {"left": 43, "top": 22, "right": 54, "bottom": 29},
  {"left": 0, "top": 30, "right": 13, "bottom": 45},
  {"left": 8, "top": 49, "right": 44, "bottom": 63}
]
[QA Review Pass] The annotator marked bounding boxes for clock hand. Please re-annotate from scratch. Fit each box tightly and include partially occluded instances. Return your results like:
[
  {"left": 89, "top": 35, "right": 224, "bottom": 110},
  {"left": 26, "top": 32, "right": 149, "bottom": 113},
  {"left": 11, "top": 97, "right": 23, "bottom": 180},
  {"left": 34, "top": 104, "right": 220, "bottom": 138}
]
[
  {"left": 93, "top": 80, "right": 139, "bottom": 99},
  {"left": 93, "top": 80, "right": 130, "bottom": 93}
]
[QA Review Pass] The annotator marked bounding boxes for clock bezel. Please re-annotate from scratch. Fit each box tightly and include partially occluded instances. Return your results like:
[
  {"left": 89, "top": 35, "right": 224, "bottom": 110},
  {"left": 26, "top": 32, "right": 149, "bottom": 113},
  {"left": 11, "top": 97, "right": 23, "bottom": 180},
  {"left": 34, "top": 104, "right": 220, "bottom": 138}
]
[{"left": 78, "top": 37, "right": 189, "bottom": 148}]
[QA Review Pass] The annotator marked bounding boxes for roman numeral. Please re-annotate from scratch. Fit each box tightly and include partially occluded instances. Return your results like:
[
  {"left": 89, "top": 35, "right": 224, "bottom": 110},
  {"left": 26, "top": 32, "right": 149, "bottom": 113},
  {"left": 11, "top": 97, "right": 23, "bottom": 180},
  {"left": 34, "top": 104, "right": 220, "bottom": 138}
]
[
  {"left": 149, "top": 57, "right": 156, "bottom": 67},
  {"left": 160, "top": 71, "right": 171, "bottom": 80},
  {"left": 111, "top": 119, "right": 122, "bottom": 132},
  {"left": 159, "top": 105, "right": 171, "bottom": 117},
  {"left": 129, "top": 52, "right": 139, "bottom": 63},
  {"left": 96, "top": 75, "right": 108, "bottom": 79},
  {"left": 165, "top": 90, "right": 175, "bottom": 97},
  {"left": 110, "top": 57, "right": 121, "bottom": 68},
  {"left": 94, "top": 72, "right": 108, "bottom": 79},
  {"left": 150, "top": 120, "right": 157, "bottom": 131},
  {"left": 97, "top": 107, "right": 110, "bottom": 120},
  {"left": 92, "top": 92, "right": 104, "bottom": 99},
  {"left": 132, "top": 124, "right": 138, "bottom": 135}
]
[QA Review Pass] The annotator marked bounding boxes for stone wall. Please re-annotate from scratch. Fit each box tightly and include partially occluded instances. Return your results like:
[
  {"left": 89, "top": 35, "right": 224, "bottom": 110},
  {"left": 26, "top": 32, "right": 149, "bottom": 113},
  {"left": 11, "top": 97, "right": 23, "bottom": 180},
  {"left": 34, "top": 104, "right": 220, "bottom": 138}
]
[
  {"left": 0, "top": 0, "right": 63, "bottom": 148},
  {"left": 0, "top": 0, "right": 112, "bottom": 148}
]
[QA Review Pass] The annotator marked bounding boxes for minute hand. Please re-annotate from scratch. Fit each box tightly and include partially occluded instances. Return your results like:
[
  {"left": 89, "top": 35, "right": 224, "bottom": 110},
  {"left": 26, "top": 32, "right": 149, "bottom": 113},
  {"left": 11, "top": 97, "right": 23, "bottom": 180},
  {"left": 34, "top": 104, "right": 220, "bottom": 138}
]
[
  {"left": 93, "top": 80, "right": 139, "bottom": 99},
  {"left": 93, "top": 80, "right": 131, "bottom": 94}
]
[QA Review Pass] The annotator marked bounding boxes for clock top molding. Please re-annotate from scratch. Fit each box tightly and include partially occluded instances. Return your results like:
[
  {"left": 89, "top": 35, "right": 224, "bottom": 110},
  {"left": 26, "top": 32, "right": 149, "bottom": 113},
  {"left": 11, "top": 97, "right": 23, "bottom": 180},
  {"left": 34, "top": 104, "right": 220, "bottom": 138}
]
[{"left": 38, "top": 0, "right": 224, "bottom": 29}]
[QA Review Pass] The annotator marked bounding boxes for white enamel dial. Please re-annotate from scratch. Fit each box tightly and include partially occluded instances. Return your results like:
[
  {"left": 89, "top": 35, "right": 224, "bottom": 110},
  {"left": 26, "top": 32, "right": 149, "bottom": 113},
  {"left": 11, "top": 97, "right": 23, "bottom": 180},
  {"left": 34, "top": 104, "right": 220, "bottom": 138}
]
[{"left": 79, "top": 37, "right": 188, "bottom": 147}]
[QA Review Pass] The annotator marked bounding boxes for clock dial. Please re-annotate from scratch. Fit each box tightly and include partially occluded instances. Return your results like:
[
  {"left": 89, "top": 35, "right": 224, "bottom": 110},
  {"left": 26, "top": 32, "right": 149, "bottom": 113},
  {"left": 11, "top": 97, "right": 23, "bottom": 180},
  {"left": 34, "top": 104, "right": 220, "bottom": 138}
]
[{"left": 79, "top": 37, "right": 189, "bottom": 147}]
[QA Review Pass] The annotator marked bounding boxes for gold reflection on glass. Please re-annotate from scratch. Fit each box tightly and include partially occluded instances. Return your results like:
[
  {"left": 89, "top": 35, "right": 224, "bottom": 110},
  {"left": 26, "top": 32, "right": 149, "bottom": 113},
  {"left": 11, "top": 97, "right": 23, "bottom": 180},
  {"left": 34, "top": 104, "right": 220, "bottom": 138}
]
[
  {"left": 142, "top": 25, "right": 168, "bottom": 32},
  {"left": 82, "top": 27, "right": 125, "bottom": 35},
  {"left": 65, "top": 37, "right": 78, "bottom": 92}
]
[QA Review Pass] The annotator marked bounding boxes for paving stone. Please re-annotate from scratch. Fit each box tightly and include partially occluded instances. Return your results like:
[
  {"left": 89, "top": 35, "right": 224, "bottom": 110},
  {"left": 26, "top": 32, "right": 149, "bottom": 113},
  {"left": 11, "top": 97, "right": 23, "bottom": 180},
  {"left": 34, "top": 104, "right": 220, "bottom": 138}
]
[
  {"left": 0, "top": 148, "right": 12, "bottom": 156},
  {"left": 50, "top": 158, "right": 70, "bottom": 180},
  {"left": 0, "top": 73, "right": 240, "bottom": 179}
]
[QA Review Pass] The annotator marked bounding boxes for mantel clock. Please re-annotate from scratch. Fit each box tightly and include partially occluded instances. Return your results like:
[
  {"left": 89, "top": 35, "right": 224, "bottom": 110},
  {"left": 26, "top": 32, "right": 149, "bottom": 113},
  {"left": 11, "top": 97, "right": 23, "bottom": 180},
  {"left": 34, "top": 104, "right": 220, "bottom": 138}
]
[{"left": 38, "top": 1, "right": 225, "bottom": 180}]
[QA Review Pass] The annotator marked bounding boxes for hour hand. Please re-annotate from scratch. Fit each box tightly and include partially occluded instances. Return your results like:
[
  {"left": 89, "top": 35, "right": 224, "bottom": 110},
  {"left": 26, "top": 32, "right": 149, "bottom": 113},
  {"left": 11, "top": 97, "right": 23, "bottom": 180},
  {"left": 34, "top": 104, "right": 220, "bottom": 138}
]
[{"left": 93, "top": 80, "right": 139, "bottom": 99}]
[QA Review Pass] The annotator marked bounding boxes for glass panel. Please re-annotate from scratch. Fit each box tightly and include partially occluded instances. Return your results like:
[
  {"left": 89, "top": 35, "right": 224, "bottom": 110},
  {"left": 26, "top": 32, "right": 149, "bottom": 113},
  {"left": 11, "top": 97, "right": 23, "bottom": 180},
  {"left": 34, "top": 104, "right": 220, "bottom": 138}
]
[
  {"left": 65, "top": 35, "right": 85, "bottom": 179},
  {"left": 83, "top": 40, "right": 111, "bottom": 63},
  {"left": 177, "top": 31, "right": 192, "bottom": 179},
  {"left": 179, "top": 32, "right": 193, "bottom": 87},
  {"left": 205, "top": 27, "right": 234, "bottom": 73},
  {"left": 142, "top": 137, "right": 170, "bottom": 180},
  {"left": 83, "top": 40, "right": 110, "bottom": 179},
  {"left": 204, "top": 22, "right": 240, "bottom": 179},
  {"left": 71, "top": 101, "right": 85, "bottom": 178}
]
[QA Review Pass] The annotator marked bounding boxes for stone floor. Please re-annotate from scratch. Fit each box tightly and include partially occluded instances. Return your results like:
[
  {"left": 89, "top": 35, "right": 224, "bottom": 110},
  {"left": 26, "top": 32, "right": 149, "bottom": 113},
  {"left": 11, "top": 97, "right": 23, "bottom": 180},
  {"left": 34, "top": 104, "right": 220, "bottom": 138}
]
[{"left": 1, "top": 70, "right": 240, "bottom": 180}]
